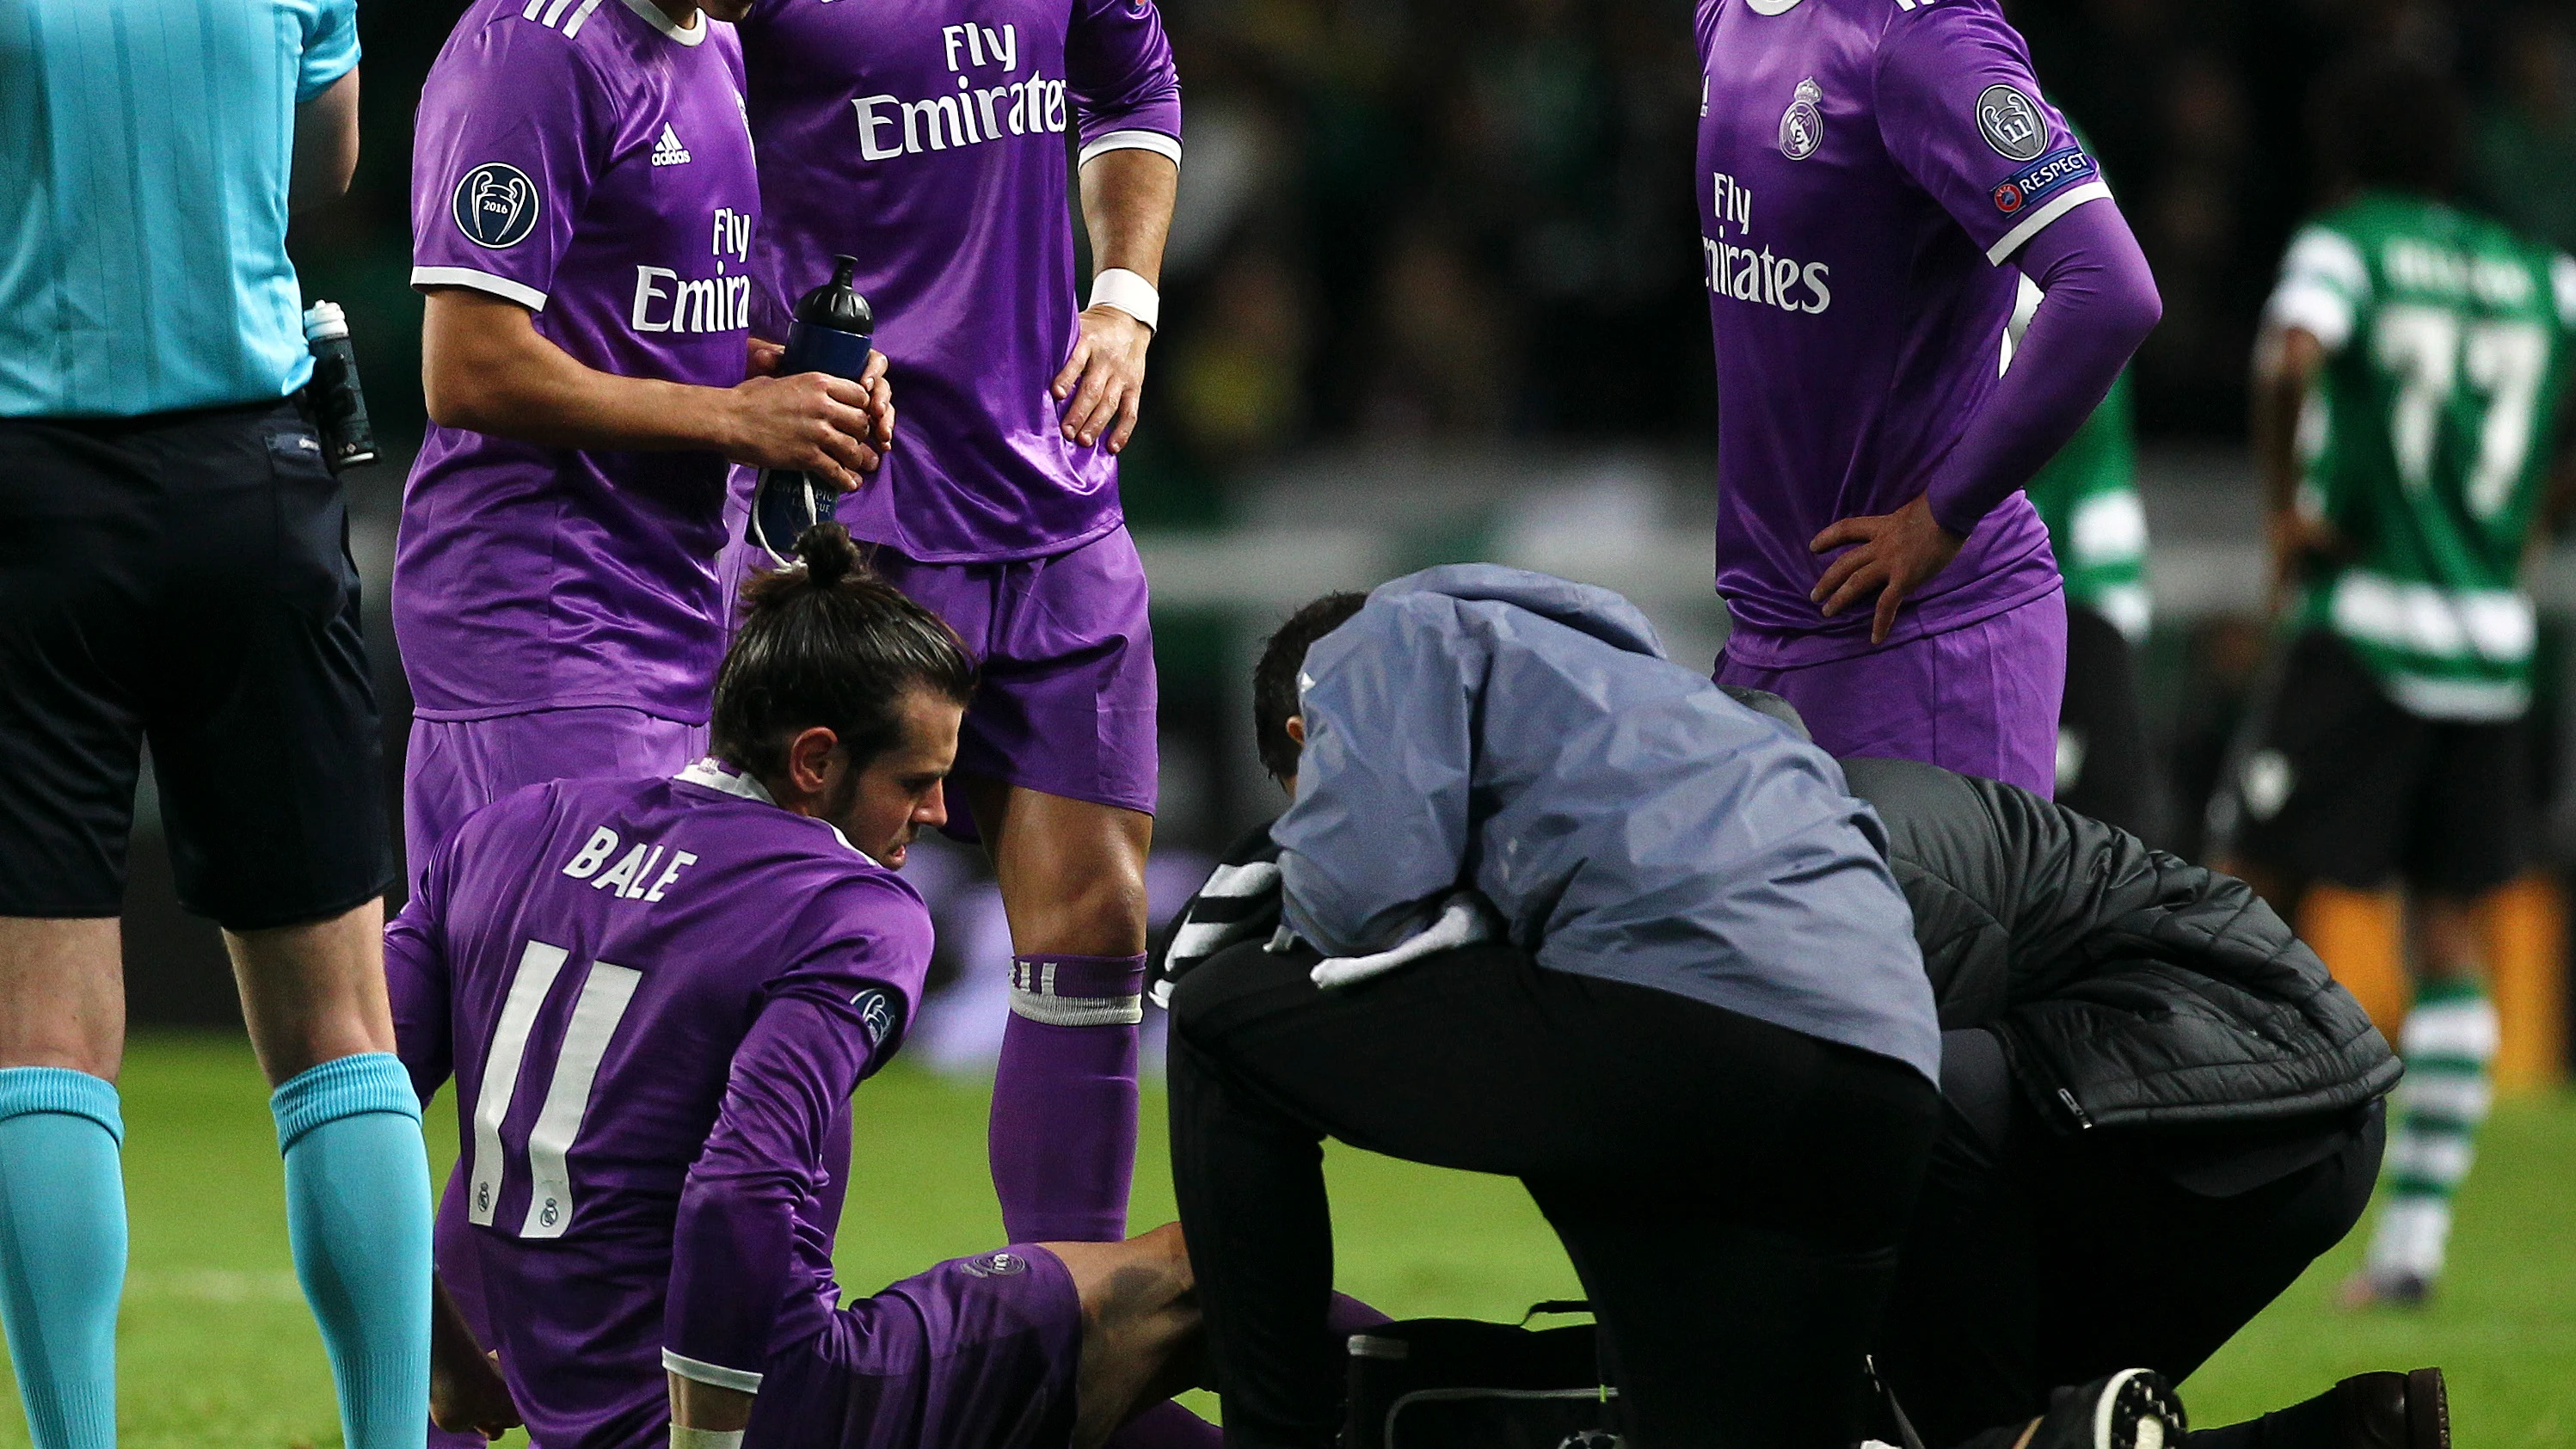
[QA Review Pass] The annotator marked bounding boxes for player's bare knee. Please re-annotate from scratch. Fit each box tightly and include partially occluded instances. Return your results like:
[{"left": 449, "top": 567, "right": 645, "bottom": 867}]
[{"left": 1013, "top": 869, "right": 1148, "bottom": 958}]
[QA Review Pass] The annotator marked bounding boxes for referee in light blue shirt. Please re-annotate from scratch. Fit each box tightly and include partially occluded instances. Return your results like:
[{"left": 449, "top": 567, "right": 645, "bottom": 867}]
[{"left": 0, "top": 7, "right": 435, "bottom": 1449}]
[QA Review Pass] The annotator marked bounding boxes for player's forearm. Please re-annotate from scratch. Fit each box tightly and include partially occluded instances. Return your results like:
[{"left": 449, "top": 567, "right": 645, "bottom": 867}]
[
  {"left": 1923, "top": 204, "right": 2161, "bottom": 536},
  {"left": 669, "top": 1372, "right": 756, "bottom": 1435},
  {"left": 2249, "top": 344, "right": 2309, "bottom": 519},
  {"left": 1079, "top": 148, "right": 1178, "bottom": 286},
  {"left": 423, "top": 290, "right": 741, "bottom": 453},
  {"left": 2250, "top": 322, "right": 2329, "bottom": 519}
]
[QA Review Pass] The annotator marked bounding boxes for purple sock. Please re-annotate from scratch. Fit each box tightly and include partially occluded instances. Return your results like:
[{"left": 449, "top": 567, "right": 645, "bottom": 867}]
[
  {"left": 991, "top": 953, "right": 1145, "bottom": 1243},
  {"left": 1106, "top": 1399, "right": 1222, "bottom": 1449}
]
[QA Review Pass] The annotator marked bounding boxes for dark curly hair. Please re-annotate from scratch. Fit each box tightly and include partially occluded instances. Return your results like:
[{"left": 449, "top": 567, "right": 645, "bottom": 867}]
[
  {"left": 710, "top": 523, "right": 976, "bottom": 783},
  {"left": 1252, "top": 592, "right": 1368, "bottom": 783}
]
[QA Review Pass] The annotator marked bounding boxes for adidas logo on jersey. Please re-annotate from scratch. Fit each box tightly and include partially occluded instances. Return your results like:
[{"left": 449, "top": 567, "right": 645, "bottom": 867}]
[
  {"left": 652, "top": 125, "right": 692, "bottom": 166},
  {"left": 520, "top": 0, "right": 609, "bottom": 38}
]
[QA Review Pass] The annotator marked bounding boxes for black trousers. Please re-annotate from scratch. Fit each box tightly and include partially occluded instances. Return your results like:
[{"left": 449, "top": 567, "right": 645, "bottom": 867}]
[
  {"left": 1166, "top": 942, "right": 1940, "bottom": 1449},
  {"left": 1875, "top": 1034, "right": 2386, "bottom": 1446}
]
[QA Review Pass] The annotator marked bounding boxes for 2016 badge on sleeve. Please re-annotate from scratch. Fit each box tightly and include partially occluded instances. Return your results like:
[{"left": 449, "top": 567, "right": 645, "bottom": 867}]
[
  {"left": 1976, "top": 84, "right": 2048, "bottom": 163},
  {"left": 452, "top": 163, "right": 542, "bottom": 249}
]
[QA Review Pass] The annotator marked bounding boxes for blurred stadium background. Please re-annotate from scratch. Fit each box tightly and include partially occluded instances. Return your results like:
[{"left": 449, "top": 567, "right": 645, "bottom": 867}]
[{"left": 52, "top": 0, "right": 2576, "bottom": 1441}]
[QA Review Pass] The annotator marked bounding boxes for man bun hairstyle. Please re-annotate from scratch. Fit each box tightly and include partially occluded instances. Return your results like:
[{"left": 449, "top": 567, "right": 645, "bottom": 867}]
[
  {"left": 711, "top": 522, "right": 976, "bottom": 784},
  {"left": 1253, "top": 592, "right": 1368, "bottom": 783}
]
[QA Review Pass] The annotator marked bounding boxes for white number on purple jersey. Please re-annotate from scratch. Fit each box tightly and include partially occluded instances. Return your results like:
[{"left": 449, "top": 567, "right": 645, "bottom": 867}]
[{"left": 466, "top": 938, "right": 644, "bottom": 1238}]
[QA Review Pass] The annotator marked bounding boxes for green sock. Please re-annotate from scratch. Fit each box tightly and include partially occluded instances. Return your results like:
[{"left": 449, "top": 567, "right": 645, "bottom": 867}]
[{"left": 2367, "top": 979, "right": 2495, "bottom": 1283}]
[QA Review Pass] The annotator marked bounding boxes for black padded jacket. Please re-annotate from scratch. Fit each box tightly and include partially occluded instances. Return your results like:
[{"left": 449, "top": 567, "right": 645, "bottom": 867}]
[{"left": 1840, "top": 756, "right": 2399, "bottom": 1135}]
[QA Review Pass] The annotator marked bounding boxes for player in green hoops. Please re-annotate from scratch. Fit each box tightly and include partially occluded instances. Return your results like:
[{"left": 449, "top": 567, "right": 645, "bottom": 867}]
[
  {"left": 2019, "top": 340, "right": 2155, "bottom": 835},
  {"left": 2225, "top": 53, "right": 2576, "bottom": 1308}
]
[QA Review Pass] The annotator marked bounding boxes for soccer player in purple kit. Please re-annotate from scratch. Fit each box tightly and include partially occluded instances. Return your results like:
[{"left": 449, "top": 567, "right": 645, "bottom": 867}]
[
  {"left": 390, "top": 526, "right": 1208, "bottom": 1449},
  {"left": 1696, "top": 0, "right": 2162, "bottom": 795},
  {"left": 399, "top": 0, "right": 897, "bottom": 886},
  {"left": 732, "top": 0, "right": 1183, "bottom": 1378}
]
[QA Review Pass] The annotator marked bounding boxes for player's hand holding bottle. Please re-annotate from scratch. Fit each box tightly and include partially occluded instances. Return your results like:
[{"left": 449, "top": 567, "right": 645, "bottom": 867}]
[{"left": 717, "top": 353, "right": 891, "bottom": 494}]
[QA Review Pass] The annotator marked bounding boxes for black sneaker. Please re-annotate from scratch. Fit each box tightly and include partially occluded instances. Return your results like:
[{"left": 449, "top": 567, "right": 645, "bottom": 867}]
[
  {"left": 2027, "top": 1369, "right": 2186, "bottom": 1449},
  {"left": 2328, "top": 1367, "right": 2450, "bottom": 1449}
]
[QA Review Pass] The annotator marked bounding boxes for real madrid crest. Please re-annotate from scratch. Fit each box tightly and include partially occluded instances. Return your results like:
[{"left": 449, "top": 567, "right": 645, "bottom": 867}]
[{"left": 1779, "top": 77, "right": 1824, "bottom": 162}]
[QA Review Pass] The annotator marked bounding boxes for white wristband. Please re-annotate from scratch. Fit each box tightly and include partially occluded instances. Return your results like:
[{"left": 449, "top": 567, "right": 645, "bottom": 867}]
[
  {"left": 671, "top": 1428, "right": 744, "bottom": 1449},
  {"left": 1087, "top": 267, "right": 1160, "bottom": 332}
]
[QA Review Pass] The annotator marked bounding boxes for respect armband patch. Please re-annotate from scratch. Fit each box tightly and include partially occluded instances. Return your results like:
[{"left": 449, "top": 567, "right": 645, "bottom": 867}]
[{"left": 1991, "top": 145, "right": 2097, "bottom": 216}]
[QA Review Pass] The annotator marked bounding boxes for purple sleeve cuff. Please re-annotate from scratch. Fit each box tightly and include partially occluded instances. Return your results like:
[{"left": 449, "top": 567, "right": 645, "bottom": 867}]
[
  {"left": 1076, "top": 113, "right": 1183, "bottom": 165},
  {"left": 1067, "top": 0, "right": 1182, "bottom": 155},
  {"left": 1923, "top": 199, "right": 2160, "bottom": 536}
]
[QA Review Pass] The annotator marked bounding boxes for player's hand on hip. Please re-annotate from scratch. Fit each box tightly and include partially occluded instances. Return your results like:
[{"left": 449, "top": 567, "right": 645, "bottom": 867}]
[
  {"left": 716, "top": 371, "right": 883, "bottom": 491},
  {"left": 1053, "top": 304, "right": 1152, "bottom": 453},
  {"left": 430, "top": 1348, "right": 522, "bottom": 1440},
  {"left": 1809, "top": 493, "right": 1967, "bottom": 645}
]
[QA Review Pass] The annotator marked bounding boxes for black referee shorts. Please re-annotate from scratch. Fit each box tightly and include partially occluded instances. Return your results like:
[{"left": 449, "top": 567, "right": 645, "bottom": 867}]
[{"left": 0, "top": 399, "right": 393, "bottom": 930}]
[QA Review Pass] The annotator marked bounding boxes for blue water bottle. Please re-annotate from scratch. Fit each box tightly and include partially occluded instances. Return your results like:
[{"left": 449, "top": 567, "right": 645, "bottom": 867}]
[{"left": 747, "top": 255, "right": 876, "bottom": 563}]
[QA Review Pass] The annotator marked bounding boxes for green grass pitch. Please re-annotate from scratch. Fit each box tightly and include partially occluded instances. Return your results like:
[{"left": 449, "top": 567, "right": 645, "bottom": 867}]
[{"left": 4, "top": 1035, "right": 2570, "bottom": 1446}]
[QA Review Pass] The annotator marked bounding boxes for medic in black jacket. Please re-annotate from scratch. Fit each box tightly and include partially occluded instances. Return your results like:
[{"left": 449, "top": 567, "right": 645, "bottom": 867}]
[{"left": 1156, "top": 598, "right": 2438, "bottom": 1449}]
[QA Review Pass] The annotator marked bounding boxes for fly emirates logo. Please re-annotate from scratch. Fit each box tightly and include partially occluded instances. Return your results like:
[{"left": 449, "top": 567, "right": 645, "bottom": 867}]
[
  {"left": 1702, "top": 172, "right": 1832, "bottom": 316},
  {"left": 630, "top": 205, "right": 754, "bottom": 335},
  {"left": 850, "top": 24, "right": 1071, "bottom": 162}
]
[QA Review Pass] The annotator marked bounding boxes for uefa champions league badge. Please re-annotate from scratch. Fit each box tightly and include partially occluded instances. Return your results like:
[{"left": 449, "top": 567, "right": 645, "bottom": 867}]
[
  {"left": 1779, "top": 77, "right": 1825, "bottom": 161},
  {"left": 1976, "top": 84, "right": 2049, "bottom": 162},
  {"left": 962, "top": 1251, "right": 1030, "bottom": 1279},
  {"left": 452, "top": 163, "right": 540, "bottom": 249}
]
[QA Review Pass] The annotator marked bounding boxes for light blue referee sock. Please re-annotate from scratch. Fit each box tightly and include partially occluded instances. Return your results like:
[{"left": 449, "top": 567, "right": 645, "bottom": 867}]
[
  {"left": 0, "top": 1067, "right": 127, "bottom": 1449},
  {"left": 273, "top": 1053, "right": 433, "bottom": 1449}
]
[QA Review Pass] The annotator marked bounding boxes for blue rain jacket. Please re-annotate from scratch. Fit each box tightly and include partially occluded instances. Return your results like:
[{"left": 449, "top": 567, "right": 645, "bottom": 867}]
[{"left": 1274, "top": 564, "right": 1940, "bottom": 1080}]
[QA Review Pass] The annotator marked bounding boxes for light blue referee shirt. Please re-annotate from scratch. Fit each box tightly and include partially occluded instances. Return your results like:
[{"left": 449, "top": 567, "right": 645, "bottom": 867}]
[{"left": 0, "top": 0, "right": 360, "bottom": 418}]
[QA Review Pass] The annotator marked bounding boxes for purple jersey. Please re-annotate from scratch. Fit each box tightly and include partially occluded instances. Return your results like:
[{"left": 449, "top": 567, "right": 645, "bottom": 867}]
[
  {"left": 400, "top": 0, "right": 763, "bottom": 724},
  {"left": 1695, "top": 0, "right": 2100, "bottom": 667},
  {"left": 737, "top": 0, "right": 1181, "bottom": 562},
  {"left": 388, "top": 762, "right": 932, "bottom": 1449}
]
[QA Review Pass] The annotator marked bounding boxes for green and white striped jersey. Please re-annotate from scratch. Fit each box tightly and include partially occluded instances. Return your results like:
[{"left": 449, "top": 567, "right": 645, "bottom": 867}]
[
  {"left": 2265, "top": 190, "right": 2576, "bottom": 721},
  {"left": 2029, "top": 370, "right": 2149, "bottom": 642}
]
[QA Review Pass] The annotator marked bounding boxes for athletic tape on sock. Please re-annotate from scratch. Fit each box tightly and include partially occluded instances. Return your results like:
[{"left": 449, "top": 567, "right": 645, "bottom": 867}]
[
  {"left": 1008, "top": 955, "right": 1147, "bottom": 1027},
  {"left": 0, "top": 1067, "right": 124, "bottom": 1143},
  {"left": 670, "top": 1427, "right": 744, "bottom": 1449},
  {"left": 271, "top": 1053, "right": 422, "bottom": 1155}
]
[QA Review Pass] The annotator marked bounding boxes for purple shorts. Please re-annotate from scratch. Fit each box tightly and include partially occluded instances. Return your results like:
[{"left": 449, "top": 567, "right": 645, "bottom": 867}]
[
  {"left": 1718, "top": 590, "right": 2068, "bottom": 797},
  {"left": 403, "top": 707, "right": 704, "bottom": 889},
  {"left": 865, "top": 528, "right": 1158, "bottom": 838},
  {"left": 748, "top": 1246, "right": 1084, "bottom": 1449}
]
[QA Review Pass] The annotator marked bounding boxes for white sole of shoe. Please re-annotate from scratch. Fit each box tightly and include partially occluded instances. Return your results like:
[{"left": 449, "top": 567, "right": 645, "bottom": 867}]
[{"left": 2091, "top": 1368, "right": 2186, "bottom": 1449}]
